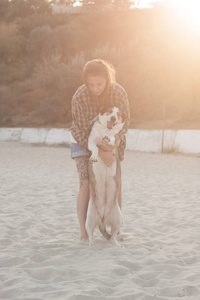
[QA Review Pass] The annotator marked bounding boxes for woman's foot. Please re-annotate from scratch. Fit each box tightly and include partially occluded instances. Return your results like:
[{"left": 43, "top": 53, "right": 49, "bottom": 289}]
[{"left": 80, "top": 231, "right": 88, "bottom": 242}]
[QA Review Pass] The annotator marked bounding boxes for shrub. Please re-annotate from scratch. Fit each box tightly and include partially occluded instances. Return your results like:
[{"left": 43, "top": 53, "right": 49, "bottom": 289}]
[
  {"left": 0, "top": 23, "right": 25, "bottom": 64},
  {"left": 33, "top": 52, "right": 85, "bottom": 91},
  {"left": 26, "top": 22, "right": 85, "bottom": 63},
  {"left": 0, "top": 23, "right": 26, "bottom": 83}
]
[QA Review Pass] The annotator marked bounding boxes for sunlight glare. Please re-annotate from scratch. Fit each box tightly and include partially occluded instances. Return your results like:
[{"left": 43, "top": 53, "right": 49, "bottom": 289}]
[
  {"left": 134, "top": 0, "right": 153, "bottom": 9},
  {"left": 169, "top": 0, "right": 200, "bottom": 31}
]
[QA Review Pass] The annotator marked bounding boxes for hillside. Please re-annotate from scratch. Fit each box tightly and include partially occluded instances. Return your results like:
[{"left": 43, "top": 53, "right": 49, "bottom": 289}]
[{"left": 0, "top": 7, "right": 200, "bottom": 129}]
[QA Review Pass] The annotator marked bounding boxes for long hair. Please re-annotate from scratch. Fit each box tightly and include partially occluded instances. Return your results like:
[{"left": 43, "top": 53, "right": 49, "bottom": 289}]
[{"left": 82, "top": 59, "right": 116, "bottom": 111}]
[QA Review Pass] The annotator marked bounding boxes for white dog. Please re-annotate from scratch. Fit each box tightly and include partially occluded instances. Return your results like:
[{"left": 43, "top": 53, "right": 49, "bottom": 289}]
[{"left": 86, "top": 106, "right": 124, "bottom": 246}]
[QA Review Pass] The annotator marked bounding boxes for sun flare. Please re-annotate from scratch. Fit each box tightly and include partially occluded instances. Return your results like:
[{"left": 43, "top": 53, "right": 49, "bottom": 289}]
[{"left": 169, "top": 0, "right": 200, "bottom": 31}]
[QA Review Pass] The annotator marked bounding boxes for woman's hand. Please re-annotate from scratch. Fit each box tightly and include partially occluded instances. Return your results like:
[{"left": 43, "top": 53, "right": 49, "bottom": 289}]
[
  {"left": 98, "top": 148, "right": 116, "bottom": 167},
  {"left": 99, "top": 136, "right": 120, "bottom": 152}
]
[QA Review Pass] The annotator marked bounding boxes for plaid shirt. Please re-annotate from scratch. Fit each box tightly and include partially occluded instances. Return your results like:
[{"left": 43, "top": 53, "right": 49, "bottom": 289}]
[{"left": 70, "top": 82, "right": 130, "bottom": 161}]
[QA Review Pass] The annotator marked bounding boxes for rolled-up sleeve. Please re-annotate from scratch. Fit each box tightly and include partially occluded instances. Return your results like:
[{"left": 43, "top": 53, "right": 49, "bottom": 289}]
[
  {"left": 118, "top": 93, "right": 130, "bottom": 137},
  {"left": 71, "top": 94, "right": 90, "bottom": 151},
  {"left": 116, "top": 92, "right": 130, "bottom": 161}
]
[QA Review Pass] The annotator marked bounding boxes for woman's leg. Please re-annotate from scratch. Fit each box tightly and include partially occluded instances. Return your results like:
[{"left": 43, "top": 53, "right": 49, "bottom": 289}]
[
  {"left": 118, "top": 182, "right": 122, "bottom": 210},
  {"left": 117, "top": 160, "right": 122, "bottom": 210},
  {"left": 74, "top": 156, "right": 89, "bottom": 240}
]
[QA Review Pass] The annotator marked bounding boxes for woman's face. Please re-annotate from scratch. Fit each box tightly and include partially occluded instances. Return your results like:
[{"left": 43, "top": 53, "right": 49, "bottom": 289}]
[{"left": 86, "top": 76, "right": 107, "bottom": 96}]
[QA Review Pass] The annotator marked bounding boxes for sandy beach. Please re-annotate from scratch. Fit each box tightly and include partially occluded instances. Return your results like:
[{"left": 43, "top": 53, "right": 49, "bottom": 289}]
[{"left": 1, "top": 142, "right": 200, "bottom": 300}]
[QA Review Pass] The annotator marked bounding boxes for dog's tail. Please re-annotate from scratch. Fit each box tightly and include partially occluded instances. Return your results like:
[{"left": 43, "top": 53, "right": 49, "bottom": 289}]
[{"left": 99, "top": 223, "right": 111, "bottom": 240}]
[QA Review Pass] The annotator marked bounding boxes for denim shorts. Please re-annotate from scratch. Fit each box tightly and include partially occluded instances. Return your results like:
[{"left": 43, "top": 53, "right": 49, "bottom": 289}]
[{"left": 70, "top": 143, "right": 89, "bottom": 159}]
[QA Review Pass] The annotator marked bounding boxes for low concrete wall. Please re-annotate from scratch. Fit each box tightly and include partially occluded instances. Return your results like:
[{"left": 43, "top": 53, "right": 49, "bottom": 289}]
[
  {"left": 126, "top": 129, "right": 200, "bottom": 154},
  {"left": 0, "top": 128, "right": 70, "bottom": 145},
  {"left": 0, "top": 128, "right": 200, "bottom": 154}
]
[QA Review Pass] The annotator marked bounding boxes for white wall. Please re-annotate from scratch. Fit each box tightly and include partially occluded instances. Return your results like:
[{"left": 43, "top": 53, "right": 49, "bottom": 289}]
[
  {"left": 126, "top": 129, "right": 200, "bottom": 154},
  {"left": 0, "top": 128, "right": 200, "bottom": 154}
]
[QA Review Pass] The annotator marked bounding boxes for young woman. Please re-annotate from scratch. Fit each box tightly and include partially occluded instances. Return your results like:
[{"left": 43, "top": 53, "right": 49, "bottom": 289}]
[{"left": 70, "top": 59, "right": 130, "bottom": 241}]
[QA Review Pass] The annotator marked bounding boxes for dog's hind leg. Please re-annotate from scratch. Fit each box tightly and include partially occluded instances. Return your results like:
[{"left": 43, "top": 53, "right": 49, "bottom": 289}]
[
  {"left": 109, "top": 217, "right": 122, "bottom": 247},
  {"left": 106, "top": 201, "right": 122, "bottom": 247},
  {"left": 110, "top": 211, "right": 122, "bottom": 247},
  {"left": 85, "top": 199, "right": 100, "bottom": 246},
  {"left": 99, "top": 222, "right": 111, "bottom": 240},
  {"left": 111, "top": 235, "right": 120, "bottom": 247},
  {"left": 85, "top": 221, "right": 95, "bottom": 246}
]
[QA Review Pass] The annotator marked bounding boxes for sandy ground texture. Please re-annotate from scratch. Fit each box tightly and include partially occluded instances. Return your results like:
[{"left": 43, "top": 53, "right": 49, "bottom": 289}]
[{"left": 1, "top": 142, "right": 200, "bottom": 300}]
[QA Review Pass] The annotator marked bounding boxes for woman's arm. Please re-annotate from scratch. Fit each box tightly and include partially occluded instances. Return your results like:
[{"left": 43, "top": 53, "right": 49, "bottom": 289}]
[
  {"left": 115, "top": 92, "right": 130, "bottom": 161},
  {"left": 71, "top": 95, "right": 90, "bottom": 151},
  {"left": 118, "top": 94, "right": 130, "bottom": 138}
]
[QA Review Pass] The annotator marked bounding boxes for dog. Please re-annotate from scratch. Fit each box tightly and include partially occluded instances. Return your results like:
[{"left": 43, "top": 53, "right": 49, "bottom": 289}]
[{"left": 86, "top": 106, "right": 124, "bottom": 246}]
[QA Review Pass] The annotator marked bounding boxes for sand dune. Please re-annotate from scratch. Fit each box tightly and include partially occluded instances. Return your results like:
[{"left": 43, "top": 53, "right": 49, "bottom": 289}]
[{"left": 1, "top": 142, "right": 200, "bottom": 299}]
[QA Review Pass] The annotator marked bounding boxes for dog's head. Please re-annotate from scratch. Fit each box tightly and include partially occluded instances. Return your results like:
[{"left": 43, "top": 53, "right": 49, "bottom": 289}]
[{"left": 98, "top": 106, "right": 124, "bottom": 130}]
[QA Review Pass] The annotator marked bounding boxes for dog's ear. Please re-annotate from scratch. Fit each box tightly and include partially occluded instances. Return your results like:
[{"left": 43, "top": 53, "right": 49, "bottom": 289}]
[
  {"left": 100, "top": 105, "right": 114, "bottom": 116},
  {"left": 117, "top": 110, "right": 126, "bottom": 123},
  {"left": 99, "top": 107, "right": 106, "bottom": 115}
]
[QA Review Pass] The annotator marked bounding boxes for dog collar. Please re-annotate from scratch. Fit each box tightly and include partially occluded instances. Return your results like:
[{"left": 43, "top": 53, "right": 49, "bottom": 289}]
[{"left": 89, "top": 115, "right": 99, "bottom": 125}]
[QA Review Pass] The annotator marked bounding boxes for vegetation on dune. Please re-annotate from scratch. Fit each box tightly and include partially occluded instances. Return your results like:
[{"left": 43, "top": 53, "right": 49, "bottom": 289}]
[{"left": 0, "top": 0, "right": 200, "bottom": 128}]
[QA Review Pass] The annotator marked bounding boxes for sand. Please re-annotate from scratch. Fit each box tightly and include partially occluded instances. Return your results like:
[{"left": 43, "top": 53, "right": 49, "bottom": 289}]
[{"left": 1, "top": 142, "right": 200, "bottom": 300}]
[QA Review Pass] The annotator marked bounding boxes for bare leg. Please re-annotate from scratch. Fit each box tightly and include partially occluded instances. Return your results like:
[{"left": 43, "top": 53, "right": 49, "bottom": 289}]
[
  {"left": 113, "top": 160, "right": 122, "bottom": 236},
  {"left": 116, "top": 181, "right": 125, "bottom": 240},
  {"left": 118, "top": 180, "right": 122, "bottom": 210},
  {"left": 85, "top": 202, "right": 97, "bottom": 246},
  {"left": 117, "top": 160, "right": 122, "bottom": 210},
  {"left": 74, "top": 156, "right": 89, "bottom": 241}
]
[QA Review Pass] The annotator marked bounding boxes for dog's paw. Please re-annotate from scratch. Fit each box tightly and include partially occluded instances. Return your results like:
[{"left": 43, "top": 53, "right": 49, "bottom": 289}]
[
  {"left": 90, "top": 156, "right": 98, "bottom": 163},
  {"left": 102, "top": 135, "right": 111, "bottom": 145},
  {"left": 111, "top": 238, "right": 121, "bottom": 247}
]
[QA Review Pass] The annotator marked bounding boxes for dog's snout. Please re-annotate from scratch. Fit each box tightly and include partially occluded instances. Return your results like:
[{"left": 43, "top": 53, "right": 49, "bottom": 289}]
[{"left": 110, "top": 116, "right": 116, "bottom": 123}]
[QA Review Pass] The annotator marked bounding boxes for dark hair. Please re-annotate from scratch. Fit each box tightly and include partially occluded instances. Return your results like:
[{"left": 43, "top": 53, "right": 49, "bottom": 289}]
[
  {"left": 83, "top": 59, "right": 116, "bottom": 84},
  {"left": 82, "top": 59, "right": 116, "bottom": 110}
]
